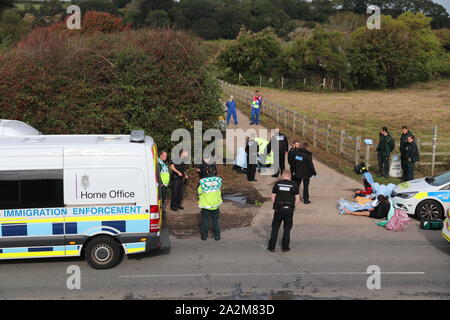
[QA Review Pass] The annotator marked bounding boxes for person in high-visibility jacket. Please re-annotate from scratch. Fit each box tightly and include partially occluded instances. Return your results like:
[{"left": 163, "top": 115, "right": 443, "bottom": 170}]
[
  {"left": 198, "top": 173, "right": 223, "bottom": 241},
  {"left": 250, "top": 90, "right": 262, "bottom": 125},
  {"left": 254, "top": 137, "right": 274, "bottom": 166},
  {"left": 157, "top": 150, "right": 170, "bottom": 214}
]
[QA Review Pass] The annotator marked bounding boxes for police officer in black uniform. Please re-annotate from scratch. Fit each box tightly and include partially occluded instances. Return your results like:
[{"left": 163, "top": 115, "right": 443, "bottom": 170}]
[
  {"left": 245, "top": 136, "right": 259, "bottom": 182},
  {"left": 267, "top": 132, "right": 289, "bottom": 178},
  {"left": 195, "top": 154, "right": 217, "bottom": 179},
  {"left": 170, "top": 149, "right": 189, "bottom": 211},
  {"left": 268, "top": 170, "right": 300, "bottom": 252}
]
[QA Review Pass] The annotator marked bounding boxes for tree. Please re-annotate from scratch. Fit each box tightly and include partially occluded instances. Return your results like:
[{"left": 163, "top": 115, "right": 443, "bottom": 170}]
[
  {"left": 0, "top": 9, "right": 31, "bottom": 48},
  {"left": 303, "top": 28, "right": 349, "bottom": 86},
  {"left": 145, "top": 9, "right": 171, "bottom": 28},
  {"left": 74, "top": 0, "right": 120, "bottom": 16},
  {"left": 348, "top": 13, "right": 444, "bottom": 88},
  {"left": 0, "top": 0, "right": 13, "bottom": 13},
  {"left": 217, "top": 28, "right": 282, "bottom": 84},
  {"left": 336, "top": 0, "right": 450, "bottom": 28},
  {"left": 434, "top": 28, "right": 450, "bottom": 51},
  {"left": 38, "top": 0, "right": 65, "bottom": 17}
]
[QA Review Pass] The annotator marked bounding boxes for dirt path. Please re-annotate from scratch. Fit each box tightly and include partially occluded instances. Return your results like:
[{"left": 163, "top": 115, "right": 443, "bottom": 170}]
[{"left": 225, "top": 107, "right": 364, "bottom": 227}]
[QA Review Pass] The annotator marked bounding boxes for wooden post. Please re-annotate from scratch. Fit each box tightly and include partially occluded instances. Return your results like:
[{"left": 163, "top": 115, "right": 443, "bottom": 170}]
[
  {"left": 365, "top": 143, "right": 371, "bottom": 171},
  {"left": 313, "top": 119, "right": 318, "bottom": 147},
  {"left": 293, "top": 112, "right": 297, "bottom": 133},
  {"left": 431, "top": 125, "right": 438, "bottom": 176},
  {"left": 259, "top": 75, "right": 262, "bottom": 87},
  {"left": 302, "top": 114, "right": 306, "bottom": 138},
  {"left": 339, "top": 130, "right": 345, "bottom": 154},
  {"left": 281, "top": 77, "right": 284, "bottom": 90},
  {"left": 417, "top": 137, "right": 421, "bottom": 169},
  {"left": 284, "top": 108, "right": 287, "bottom": 128},
  {"left": 355, "top": 136, "right": 361, "bottom": 166},
  {"left": 276, "top": 105, "right": 280, "bottom": 125},
  {"left": 325, "top": 124, "right": 331, "bottom": 152}
]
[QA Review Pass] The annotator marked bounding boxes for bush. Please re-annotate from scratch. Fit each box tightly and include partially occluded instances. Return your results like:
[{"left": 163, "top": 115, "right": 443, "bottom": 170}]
[{"left": 0, "top": 28, "right": 222, "bottom": 151}]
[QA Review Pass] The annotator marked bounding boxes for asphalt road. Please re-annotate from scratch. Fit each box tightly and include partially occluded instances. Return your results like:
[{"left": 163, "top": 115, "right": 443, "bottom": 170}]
[{"left": 0, "top": 224, "right": 449, "bottom": 300}]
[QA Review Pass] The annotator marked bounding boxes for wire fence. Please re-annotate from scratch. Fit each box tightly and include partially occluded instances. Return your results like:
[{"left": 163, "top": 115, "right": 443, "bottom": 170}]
[{"left": 220, "top": 79, "right": 450, "bottom": 175}]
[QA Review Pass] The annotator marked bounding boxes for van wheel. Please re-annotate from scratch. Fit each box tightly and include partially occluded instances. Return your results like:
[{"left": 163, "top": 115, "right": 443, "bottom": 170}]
[
  {"left": 85, "top": 236, "right": 122, "bottom": 269},
  {"left": 415, "top": 200, "right": 444, "bottom": 220}
]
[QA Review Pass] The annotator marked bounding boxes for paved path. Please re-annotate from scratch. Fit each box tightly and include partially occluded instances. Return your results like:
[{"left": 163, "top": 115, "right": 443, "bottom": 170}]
[{"left": 225, "top": 107, "right": 364, "bottom": 228}]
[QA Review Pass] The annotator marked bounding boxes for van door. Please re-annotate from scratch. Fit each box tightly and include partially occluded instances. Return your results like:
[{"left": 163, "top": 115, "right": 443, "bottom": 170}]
[{"left": 0, "top": 169, "right": 66, "bottom": 258}]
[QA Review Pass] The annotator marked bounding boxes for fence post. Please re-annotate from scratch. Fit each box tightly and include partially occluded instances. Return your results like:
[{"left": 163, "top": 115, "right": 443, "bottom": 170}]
[
  {"left": 313, "top": 119, "right": 318, "bottom": 147},
  {"left": 355, "top": 136, "right": 361, "bottom": 166},
  {"left": 325, "top": 124, "right": 331, "bottom": 152},
  {"left": 276, "top": 105, "right": 280, "bottom": 125},
  {"left": 417, "top": 137, "right": 421, "bottom": 169},
  {"left": 365, "top": 143, "right": 371, "bottom": 171},
  {"left": 339, "top": 130, "right": 345, "bottom": 154},
  {"left": 431, "top": 125, "right": 438, "bottom": 176},
  {"left": 259, "top": 75, "right": 262, "bottom": 87},
  {"left": 284, "top": 108, "right": 287, "bottom": 128},
  {"left": 302, "top": 114, "right": 306, "bottom": 138},
  {"left": 281, "top": 77, "right": 284, "bottom": 90},
  {"left": 293, "top": 112, "right": 297, "bottom": 133}
]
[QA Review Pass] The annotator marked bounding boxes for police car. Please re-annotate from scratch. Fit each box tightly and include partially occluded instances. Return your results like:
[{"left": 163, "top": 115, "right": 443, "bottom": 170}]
[
  {"left": 391, "top": 170, "right": 450, "bottom": 221},
  {"left": 0, "top": 122, "right": 163, "bottom": 269}
]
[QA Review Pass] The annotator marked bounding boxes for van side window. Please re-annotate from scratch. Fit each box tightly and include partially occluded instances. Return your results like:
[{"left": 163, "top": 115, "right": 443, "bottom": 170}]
[{"left": 0, "top": 170, "right": 64, "bottom": 210}]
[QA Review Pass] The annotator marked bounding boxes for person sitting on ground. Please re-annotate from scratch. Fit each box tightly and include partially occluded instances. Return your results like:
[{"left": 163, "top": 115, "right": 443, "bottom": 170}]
[
  {"left": 342, "top": 195, "right": 390, "bottom": 219},
  {"left": 355, "top": 175, "right": 373, "bottom": 197}
]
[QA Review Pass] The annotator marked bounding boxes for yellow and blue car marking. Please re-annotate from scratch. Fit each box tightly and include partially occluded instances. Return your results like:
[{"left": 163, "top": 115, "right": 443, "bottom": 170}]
[{"left": 0, "top": 205, "right": 150, "bottom": 260}]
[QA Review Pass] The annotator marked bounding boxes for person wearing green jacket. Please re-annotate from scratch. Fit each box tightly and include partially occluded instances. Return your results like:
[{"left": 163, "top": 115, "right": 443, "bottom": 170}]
[
  {"left": 198, "top": 172, "right": 223, "bottom": 241},
  {"left": 157, "top": 150, "right": 170, "bottom": 214},
  {"left": 376, "top": 127, "right": 395, "bottom": 178}
]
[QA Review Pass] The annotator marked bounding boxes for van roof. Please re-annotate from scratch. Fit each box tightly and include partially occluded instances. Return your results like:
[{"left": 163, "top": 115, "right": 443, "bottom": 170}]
[
  {"left": 0, "top": 134, "right": 154, "bottom": 146},
  {"left": 0, "top": 119, "right": 41, "bottom": 136}
]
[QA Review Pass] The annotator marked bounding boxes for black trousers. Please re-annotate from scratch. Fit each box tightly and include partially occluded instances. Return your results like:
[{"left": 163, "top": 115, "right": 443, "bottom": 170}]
[
  {"left": 400, "top": 154, "right": 407, "bottom": 179},
  {"left": 247, "top": 164, "right": 257, "bottom": 181},
  {"left": 170, "top": 178, "right": 184, "bottom": 209},
  {"left": 293, "top": 177, "right": 310, "bottom": 202},
  {"left": 161, "top": 185, "right": 168, "bottom": 211},
  {"left": 274, "top": 152, "right": 286, "bottom": 176},
  {"left": 404, "top": 161, "right": 415, "bottom": 181},
  {"left": 200, "top": 209, "right": 220, "bottom": 239},
  {"left": 377, "top": 152, "right": 389, "bottom": 175},
  {"left": 268, "top": 207, "right": 294, "bottom": 250}
]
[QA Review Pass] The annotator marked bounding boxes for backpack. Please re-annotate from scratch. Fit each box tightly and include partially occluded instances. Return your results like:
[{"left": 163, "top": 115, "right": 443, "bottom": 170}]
[
  {"left": 420, "top": 219, "right": 444, "bottom": 230},
  {"left": 385, "top": 209, "right": 411, "bottom": 231}
]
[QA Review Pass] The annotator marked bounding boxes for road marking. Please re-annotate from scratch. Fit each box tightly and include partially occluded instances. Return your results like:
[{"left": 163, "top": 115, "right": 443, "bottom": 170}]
[{"left": 120, "top": 271, "right": 425, "bottom": 278}]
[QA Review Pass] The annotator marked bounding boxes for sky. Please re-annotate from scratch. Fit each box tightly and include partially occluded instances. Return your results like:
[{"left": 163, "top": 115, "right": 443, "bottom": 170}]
[{"left": 432, "top": 0, "right": 450, "bottom": 14}]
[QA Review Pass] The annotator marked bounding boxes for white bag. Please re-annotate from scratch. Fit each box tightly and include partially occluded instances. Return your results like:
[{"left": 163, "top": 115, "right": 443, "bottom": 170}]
[{"left": 389, "top": 154, "right": 403, "bottom": 178}]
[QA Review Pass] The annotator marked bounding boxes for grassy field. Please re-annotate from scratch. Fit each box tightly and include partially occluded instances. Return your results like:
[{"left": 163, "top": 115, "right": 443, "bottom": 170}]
[{"left": 241, "top": 80, "right": 450, "bottom": 143}]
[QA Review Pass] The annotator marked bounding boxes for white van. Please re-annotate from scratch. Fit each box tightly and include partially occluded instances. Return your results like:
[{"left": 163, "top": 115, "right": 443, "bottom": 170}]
[
  {"left": 0, "top": 129, "right": 162, "bottom": 269},
  {"left": 0, "top": 119, "right": 41, "bottom": 136}
]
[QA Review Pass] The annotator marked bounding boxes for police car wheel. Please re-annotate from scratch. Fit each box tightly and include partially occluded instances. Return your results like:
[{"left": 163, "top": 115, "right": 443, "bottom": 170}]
[
  {"left": 85, "top": 236, "right": 121, "bottom": 269},
  {"left": 415, "top": 200, "right": 444, "bottom": 220}
]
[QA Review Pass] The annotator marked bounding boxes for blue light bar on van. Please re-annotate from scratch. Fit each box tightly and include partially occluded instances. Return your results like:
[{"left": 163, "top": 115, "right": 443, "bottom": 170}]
[{"left": 130, "top": 130, "right": 145, "bottom": 143}]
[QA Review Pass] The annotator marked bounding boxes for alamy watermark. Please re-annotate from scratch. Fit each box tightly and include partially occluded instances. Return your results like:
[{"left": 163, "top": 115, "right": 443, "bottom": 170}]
[
  {"left": 170, "top": 122, "right": 282, "bottom": 175},
  {"left": 66, "top": 5, "right": 81, "bottom": 30},
  {"left": 66, "top": 265, "right": 81, "bottom": 290},
  {"left": 367, "top": 5, "right": 381, "bottom": 30},
  {"left": 366, "top": 265, "right": 381, "bottom": 290}
]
